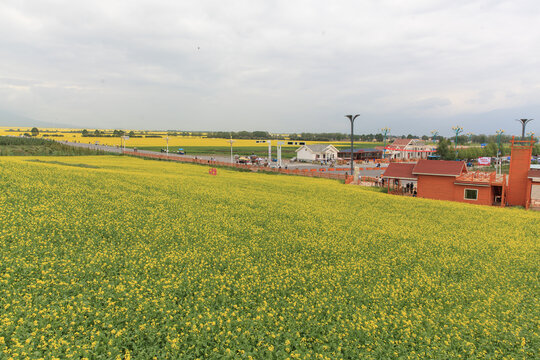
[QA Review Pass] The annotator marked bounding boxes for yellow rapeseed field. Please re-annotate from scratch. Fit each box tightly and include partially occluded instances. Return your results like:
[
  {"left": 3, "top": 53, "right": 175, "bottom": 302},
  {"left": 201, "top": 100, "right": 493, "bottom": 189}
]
[
  {"left": 0, "top": 155, "right": 538, "bottom": 359},
  {"left": 0, "top": 127, "right": 351, "bottom": 148}
]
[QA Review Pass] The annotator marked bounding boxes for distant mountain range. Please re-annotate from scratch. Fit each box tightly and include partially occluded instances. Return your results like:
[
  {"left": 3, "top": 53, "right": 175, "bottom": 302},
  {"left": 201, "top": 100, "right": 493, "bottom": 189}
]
[{"left": 0, "top": 109, "right": 80, "bottom": 129}]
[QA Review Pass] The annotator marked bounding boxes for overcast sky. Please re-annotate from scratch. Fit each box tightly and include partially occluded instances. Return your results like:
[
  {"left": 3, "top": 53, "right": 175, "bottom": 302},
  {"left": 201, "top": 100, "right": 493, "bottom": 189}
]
[{"left": 1, "top": 0, "right": 540, "bottom": 136}]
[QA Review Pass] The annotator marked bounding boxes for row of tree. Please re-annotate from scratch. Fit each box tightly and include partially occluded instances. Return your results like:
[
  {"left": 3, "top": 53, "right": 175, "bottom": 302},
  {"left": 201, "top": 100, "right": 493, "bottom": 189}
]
[
  {"left": 436, "top": 139, "right": 540, "bottom": 160},
  {"left": 22, "top": 128, "right": 537, "bottom": 144},
  {"left": 81, "top": 129, "right": 139, "bottom": 137},
  {"left": 204, "top": 131, "right": 275, "bottom": 139}
]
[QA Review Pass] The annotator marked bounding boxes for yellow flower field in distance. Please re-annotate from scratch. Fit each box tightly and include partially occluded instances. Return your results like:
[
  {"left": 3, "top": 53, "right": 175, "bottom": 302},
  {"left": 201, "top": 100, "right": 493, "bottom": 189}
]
[
  {"left": 0, "top": 127, "right": 359, "bottom": 148},
  {"left": 0, "top": 155, "right": 538, "bottom": 358}
]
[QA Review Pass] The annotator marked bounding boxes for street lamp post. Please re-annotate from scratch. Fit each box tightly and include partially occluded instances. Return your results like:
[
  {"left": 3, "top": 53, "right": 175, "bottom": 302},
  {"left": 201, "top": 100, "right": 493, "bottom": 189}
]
[
  {"left": 495, "top": 129, "right": 504, "bottom": 157},
  {"left": 431, "top": 130, "right": 439, "bottom": 142},
  {"left": 165, "top": 136, "right": 169, "bottom": 156},
  {"left": 516, "top": 119, "right": 533, "bottom": 139},
  {"left": 345, "top": 114, "right": 360, "bottom": 175},
  {"left": 466, "top": 132, "right": 473, "bottom": 144},
  {"left": 495, "top": 129, "right": 505, "bottom": 175},
  {"left": 381, "top": 127, "right": 390, "bottom": 159},
  {"left": 451, "top": 126, "right": 463, "bottom": 158}
]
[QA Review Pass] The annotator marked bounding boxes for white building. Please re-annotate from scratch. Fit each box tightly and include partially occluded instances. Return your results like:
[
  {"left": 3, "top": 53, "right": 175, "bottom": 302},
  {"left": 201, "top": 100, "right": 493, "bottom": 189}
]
[
  {"left": 295, "top": 144, "right": 339, "bottom": 162},
  {"left": 385, "top": 139, "right": 436, "bottom": 160}
]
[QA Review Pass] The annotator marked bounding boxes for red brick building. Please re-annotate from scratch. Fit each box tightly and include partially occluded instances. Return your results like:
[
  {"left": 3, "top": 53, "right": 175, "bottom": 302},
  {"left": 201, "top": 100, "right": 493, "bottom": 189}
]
[
  {"left": 413, "top": 160, "right": 468, "bottom": 201},
  {"left": 527, "top": 169, "right": 540, "bottom": 209},
  {"left": 382, "top": 136, "right": 536, "bottom": 208}
]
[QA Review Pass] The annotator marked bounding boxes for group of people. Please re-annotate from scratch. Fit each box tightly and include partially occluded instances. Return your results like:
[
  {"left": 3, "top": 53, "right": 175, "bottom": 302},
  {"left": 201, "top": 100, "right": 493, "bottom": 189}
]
[{"left": 404, "top": 182, "right": 417, "bottom": 196}]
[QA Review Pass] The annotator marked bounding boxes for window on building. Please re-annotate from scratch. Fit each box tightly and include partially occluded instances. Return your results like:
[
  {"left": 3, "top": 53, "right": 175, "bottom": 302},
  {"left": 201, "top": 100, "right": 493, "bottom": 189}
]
[{"left": 464, "top": 189, "right": 478, "bottom": 200}]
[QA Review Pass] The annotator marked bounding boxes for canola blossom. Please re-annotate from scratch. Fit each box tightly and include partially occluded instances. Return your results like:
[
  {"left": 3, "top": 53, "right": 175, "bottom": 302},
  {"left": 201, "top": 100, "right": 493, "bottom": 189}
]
[
  {"left": 0, "top": 128, "right": 353, "bottom": 148},
  {"left": 0, "top": 156, "right": 538, "bottom": 359}
]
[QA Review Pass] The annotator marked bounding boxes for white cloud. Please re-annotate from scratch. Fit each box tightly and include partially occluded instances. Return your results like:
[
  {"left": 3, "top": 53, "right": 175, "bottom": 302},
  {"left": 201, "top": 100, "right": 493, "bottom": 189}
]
[{"left": 0, "top": 0, "right": 539, "bottom": 135}]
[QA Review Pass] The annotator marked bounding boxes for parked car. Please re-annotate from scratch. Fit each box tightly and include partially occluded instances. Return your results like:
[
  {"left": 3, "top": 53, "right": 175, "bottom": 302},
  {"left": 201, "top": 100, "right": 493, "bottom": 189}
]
[{"left": 238, "top": 156, "right": 250, "bottom": 164}]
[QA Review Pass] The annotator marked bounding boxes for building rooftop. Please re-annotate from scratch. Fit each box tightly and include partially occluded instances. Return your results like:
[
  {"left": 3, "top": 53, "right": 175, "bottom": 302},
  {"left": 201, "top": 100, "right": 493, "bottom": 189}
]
[
  {"left": 382, "top": 163, "right": 417, "bottom": 180},
  {"left": 412, "top": 160, "right": 467, "bottom": 177},
  {"left": 297, "top": 144, "right": 335, "bottom": 153},
  {"left": 528, "top": 169, "right": 540, "bottom": 179},
  {"left": 390, "top": 139, "right": 413, "bottom": 147}
]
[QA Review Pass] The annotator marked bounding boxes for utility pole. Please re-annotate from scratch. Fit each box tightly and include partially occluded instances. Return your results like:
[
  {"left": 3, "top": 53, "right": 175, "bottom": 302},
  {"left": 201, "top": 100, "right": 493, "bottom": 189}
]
[
  {"left": 452, "top": 126, "right": 463, "bottom": 158},
  {"left": 165, "top": 136, "right": 169, "bottom": 156},
  {"left": 516, "top": 119, "right": 533, "bottom": 139},
  {"left": 121, "top": 135, "right": 129, "bottom": 152},
  {"left": 345, "top": 114, "right": 360, "bottom": 175},
  {"left": 227, "top": 135, "right": 235, "bottom": 163},
  {"left": 381, "top": 127, "right": 390, "bottom": 159}
]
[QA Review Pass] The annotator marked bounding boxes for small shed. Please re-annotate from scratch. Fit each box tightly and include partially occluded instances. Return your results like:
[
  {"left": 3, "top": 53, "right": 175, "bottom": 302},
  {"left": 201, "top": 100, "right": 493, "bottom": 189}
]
[
  {"left": 295, "top": 144, "right": 339, "bottom": 162},
  {"left": 382, "top": 163, "right": 417, "bottom": 190},
  {"left": 413, "top": 160, "right": 467, "bottom": 201}
]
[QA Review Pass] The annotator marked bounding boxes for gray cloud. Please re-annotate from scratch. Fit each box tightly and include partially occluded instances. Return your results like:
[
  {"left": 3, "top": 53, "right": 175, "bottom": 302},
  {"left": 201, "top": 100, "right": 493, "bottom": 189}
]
[{"left": 1, "top": 0, "right": 539, "bottom": 136}]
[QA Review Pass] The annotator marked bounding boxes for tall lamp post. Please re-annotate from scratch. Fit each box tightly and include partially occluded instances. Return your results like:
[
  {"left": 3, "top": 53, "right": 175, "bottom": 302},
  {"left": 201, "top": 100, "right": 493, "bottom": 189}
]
[
  {"left": 345, "top": 114, "right": 360, "bottom": 175},
  {"left": 495, "top": 129, "right": 504, "bottom": 157},
  {"left": 431, "top": 130, "right": 439, "bottom": 142},
  {"left": 381, "top": 127, "right": 390, "bottom": 159},
  {"left": 516, "top": 119, "right": 533, "bottom": 139},
  {"left": 452, "top": 126, "right": 463, "bottom": 157},
  {"left": 466, "top": 132, "right": 473, "bottom": 144}
]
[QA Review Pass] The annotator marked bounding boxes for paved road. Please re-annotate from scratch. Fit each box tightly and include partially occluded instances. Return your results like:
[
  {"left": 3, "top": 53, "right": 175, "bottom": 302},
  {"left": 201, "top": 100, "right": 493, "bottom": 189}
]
[{"left": 61, "top": 140, "right": 387, "bottom": 177}]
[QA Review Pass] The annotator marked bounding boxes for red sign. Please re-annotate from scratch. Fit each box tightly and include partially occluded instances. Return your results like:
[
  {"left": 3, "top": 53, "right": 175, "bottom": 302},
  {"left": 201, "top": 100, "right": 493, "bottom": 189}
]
[{"left": 209, "top": 168, "right": 217, "bottom": 176}]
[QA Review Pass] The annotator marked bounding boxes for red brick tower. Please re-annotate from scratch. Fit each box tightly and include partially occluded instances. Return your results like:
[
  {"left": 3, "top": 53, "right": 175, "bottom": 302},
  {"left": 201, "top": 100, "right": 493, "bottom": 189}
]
[{"left": 507, "top": 136, "right": 534, "bottom": 206}]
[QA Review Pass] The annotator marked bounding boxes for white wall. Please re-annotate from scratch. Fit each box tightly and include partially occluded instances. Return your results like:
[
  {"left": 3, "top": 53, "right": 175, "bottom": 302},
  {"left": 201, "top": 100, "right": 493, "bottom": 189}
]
[
  {"left": 296, "top": 147, "right": 338, "bottom": 161},
  {"left": 324, "top": 149, "right": 338, "bottom": 160},
  {"left": 296, "top": 147, "right": 316, "bottom": 161}
]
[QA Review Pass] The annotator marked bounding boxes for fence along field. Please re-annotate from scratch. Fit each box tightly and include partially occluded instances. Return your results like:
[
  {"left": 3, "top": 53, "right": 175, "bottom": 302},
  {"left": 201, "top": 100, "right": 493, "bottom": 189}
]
[
  {"left": 0, "top": 155, "right": 538, "bottom": 358},
  {"left": 0, "top": 127, "right": 382, "bottom": 157}
]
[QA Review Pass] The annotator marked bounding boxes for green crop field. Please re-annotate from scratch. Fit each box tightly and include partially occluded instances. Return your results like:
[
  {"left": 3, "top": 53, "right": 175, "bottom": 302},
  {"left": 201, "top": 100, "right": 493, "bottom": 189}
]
[
  {"left": 136, "top": 143, "right": 382, "bottom": 159},
  {"left": 0, "top": 136, "right": 108, "bottom": 156},
  {"left": 0, "top": 156, "right": 538, "bottom": 359}
]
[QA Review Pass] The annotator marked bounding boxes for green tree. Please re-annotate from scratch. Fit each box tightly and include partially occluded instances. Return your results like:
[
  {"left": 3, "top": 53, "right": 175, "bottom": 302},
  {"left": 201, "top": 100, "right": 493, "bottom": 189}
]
[
  {"left": 31, "top": 127, "right": 39, "bottom": 137},
  {"left": 82, "top": 129, "right": 89, "bottom": 136},
  {"left": 436, "top": 139, "right": 453, "bottom": 160},
  {"left": 484, "top": 143, "right": 498, "bottom": 157},
  {"left": 252, "top": 131, "right": 270, "bottom": 139}
]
